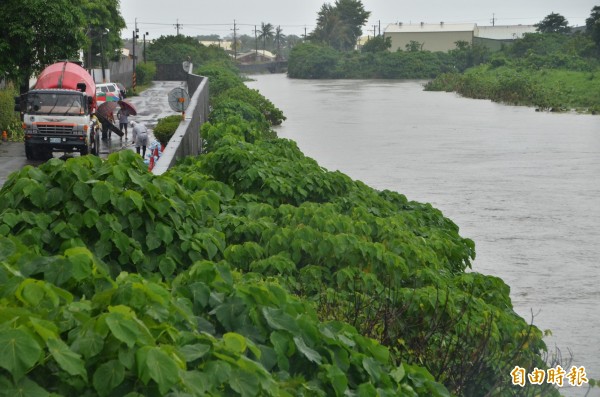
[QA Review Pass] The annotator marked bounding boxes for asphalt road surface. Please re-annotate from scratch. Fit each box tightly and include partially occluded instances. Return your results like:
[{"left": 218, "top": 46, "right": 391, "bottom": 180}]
[{"left": 0, "top": 81, "right": 185, "bottom": 187}]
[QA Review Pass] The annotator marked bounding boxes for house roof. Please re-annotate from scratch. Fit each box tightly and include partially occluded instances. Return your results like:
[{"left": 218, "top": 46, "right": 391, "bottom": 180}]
[
  {"left": 476, "top": 25, "right": 537, "bottom": 40},
  {"left": 385, "top": 23, "right": 477, "bottom": 33},
  {"left": 237, "top": 50, "right": 276, "bottom": 59},
  {"left": 200, "top": 40, "right": 233, "bottom": 51}
]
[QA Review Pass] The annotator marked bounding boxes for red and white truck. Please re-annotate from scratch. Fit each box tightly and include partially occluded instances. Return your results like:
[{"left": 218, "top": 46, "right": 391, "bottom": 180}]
[{"left": 15, "top": 61, "right": 99, "bottom": 160}]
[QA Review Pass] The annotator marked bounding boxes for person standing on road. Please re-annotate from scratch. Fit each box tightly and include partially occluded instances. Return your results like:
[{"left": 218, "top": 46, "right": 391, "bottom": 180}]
[
  {"left": 130, "top": 120, "right": 149, "bottom": 158},
  {"left": 117, "top": 108, "right": 129, "bottom": 141}
]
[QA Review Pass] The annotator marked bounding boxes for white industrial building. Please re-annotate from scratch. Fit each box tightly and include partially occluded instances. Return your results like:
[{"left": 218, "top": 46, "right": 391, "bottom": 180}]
[{"left": 383, "top": 22, "right": 538, "bottom": 52}]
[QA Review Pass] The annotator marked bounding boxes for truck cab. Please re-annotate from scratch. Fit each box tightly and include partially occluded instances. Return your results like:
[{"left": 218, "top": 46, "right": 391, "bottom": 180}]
[
  {"left": 16, "top": 61, "right": 99, "bottom": 160},
  {"left": 21, "top": 89, "right": 95, "bottom": 159}
]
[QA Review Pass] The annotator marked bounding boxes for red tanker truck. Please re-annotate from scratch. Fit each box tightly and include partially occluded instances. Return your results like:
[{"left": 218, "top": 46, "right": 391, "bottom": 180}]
[{"left": 15, "top": 61, "right": 100, "bottom": 160}]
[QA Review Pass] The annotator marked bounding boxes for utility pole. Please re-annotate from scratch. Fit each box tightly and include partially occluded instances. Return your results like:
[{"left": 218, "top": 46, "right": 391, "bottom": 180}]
[
  {"left": 378, "top": 20, "right": 381, "bottom": 36},
  {"left": 143, "top": 32, "right": 149, "bottom": 63},
  {"left": 232, "top": 20, "right": 238, "bottom": 59},
  {"left": 491, "top": 13, "right": 496, "bottom": 26},
  {"left": 303, "top": 26, "right": 307, "bottom": 41},
  {"left": 174, "top": 19, "right": 183, "bottom": 35},
  {"left": 254, "top": 25, "right": 258, "bottom": 58},
  {"left": 133, "top": 18, "right": 139, "bottom": 92}
]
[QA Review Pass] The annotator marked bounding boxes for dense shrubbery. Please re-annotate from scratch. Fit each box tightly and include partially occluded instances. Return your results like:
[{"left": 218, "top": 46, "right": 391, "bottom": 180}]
[
  {"left": 287, "top": 42, "right": 486, "bottom": 79},
  {"left": 135, "top": 61, "right": 157, "bottom": 86},
  {"left": 0, "top": 86, "right": 21, "bottom": 140},
  {"left": 425, "top": 32, "right": 600, "bottom": 113},
  {"left": 213, "top": 85, "right": 286, "bottom": 126},
  {"left": 152, "top": 114, "right": 182, "bottom": 146},
  {"left": 146, "top": 35, "right": 231, "bottom": 67}
]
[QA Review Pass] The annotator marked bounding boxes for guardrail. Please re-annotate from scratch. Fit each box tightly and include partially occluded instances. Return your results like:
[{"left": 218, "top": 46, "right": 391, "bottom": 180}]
[{"left": 151, "top": 68, "right": 209, "bottom": 175}]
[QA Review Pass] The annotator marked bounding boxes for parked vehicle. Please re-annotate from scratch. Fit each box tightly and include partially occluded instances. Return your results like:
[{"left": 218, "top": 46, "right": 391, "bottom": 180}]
[
  {"left": 15, "top": 61, "right": 99, "bottom": 160},
  {"left": 96, "top": 82, "right": 122, "bottom": 105}
]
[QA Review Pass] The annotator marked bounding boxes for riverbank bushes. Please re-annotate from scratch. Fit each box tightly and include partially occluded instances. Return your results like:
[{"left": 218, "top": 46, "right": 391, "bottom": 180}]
[
  {"left": 425, "top": 32, "right": 600, "bottom": 113},
  {"left": 288, "top": 42, "right": 468, "bottom": 79},
  {"left": 0, "top": 61, "right": 562, "bottom": 396}
]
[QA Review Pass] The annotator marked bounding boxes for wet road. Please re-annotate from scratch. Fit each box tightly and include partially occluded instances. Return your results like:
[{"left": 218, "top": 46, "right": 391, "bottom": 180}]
[{"left": 0, "top": 81, "right": 184, "bottom": 187}]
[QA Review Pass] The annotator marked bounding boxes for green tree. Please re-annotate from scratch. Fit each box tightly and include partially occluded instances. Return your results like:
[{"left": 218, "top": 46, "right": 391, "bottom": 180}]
[
  {"left": 310, "top": 0, "right": 370, "bottom": 51},
  {"left": 535, "top": 12, "right": 571, "bottom": 34},
  {"left": 586, "top": 5, "right": 600, "bottom": 50},
  {"left": 146, "top": 35, "right": 230, "bottom": 66},
  {"left": 258, "top": 22, "right": 274, "bottom": 52},
  {"left": 0, "top": 0, "right": 88, "bottom": 93},
  {"left": 361, "top": 35, "right": 391, "bottom": 53},
  {"left": 274, "top": 26, "right": 286, "bottom": 58},
  {"left": 81, "top": 0, "right": 126, "bottom": 71},
  {"left": 405, "top": 40, "right": 424, "bottom": 52}
]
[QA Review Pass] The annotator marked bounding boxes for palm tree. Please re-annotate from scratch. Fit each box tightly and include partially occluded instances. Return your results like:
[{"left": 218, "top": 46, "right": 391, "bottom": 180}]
[
  {"left": 258, "top": 22, "right": 274, "bottom": 52},
  {"left": 274, "top": 26, "right": 286, "bottom": 59}
]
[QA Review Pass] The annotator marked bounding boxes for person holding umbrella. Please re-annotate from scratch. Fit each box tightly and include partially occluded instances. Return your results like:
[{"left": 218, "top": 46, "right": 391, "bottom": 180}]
[
  {"left": 117, "top": 107, "right": 129, "bottom": 141},
  {"left": 130, "top": 120, "right": 149, "bottom": 158},
  {"left": 118, "top": 100, "right": 137, "bottom": 142}
]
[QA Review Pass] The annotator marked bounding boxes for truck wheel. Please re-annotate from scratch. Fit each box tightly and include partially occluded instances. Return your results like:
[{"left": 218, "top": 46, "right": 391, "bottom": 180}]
[
  {"left": 25, "top": 144, "right": 34, "bottom": 160},
  {"left": 35, "top": 147, "right": 53, "bottom": 161},
  {"left": 80, "top": 146, "right": 89, "bottom": 156}
]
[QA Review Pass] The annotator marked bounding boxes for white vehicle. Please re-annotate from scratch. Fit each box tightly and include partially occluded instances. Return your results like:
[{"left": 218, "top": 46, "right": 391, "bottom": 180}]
[{"left": 96, "top": 82, "right": 122, "bottom": 105}]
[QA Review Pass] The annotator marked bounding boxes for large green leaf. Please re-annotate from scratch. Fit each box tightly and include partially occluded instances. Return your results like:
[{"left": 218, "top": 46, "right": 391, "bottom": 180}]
[
  {"left": 223, "top": 332, "right": 247, "bottom": 354},
  {"left": 0, "top": 237, "right": 16, "bottom": 260},
  {"left": 293, "top": 336, "right": 322, "bottom": 364},
  {"left": 262, "top": 307, "right": 299, "bottom": 334},
  {"left": 93, "top": 360, "right": 125, "bottom": 397},
  {"left": 228, "top": 368, "right": 260, "bottom": 397},
  {"left": 92, "top": 182, "right": 111, "bottom": 206},
  {"left": 145, "top": 347, "right": 180, "bottom": 395},
  {"left": 325, "top": 364, "right": 348, "bottom": 397},
  {"left": 105, "top": 310, "right": 153, "bottom": 348},
  {"left": 179, "top": 343, "right": 211, "bottom": 362},
  {"left": 0, "top": 328, "right": 42, "bottom": 379},
  {"left": 46, "top": 338, "right": 87, "bottom": 378},
  {"left": 0, "top": 377, "right": 50, "bottom": 397}
]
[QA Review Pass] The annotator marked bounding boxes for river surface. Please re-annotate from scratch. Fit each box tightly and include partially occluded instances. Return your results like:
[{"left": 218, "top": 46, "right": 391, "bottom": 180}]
[{"left": 246, "top": 74, "right": 600, "bottom": 397}]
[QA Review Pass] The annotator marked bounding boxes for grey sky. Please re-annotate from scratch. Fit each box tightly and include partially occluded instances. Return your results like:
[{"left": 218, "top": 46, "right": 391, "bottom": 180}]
[{"left": 120, "top": 0, "right": 598, "bottom": 39}]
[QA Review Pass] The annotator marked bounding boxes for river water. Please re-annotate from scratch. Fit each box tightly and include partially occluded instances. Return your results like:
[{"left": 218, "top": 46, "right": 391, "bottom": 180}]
[{"left": 246, "top": 74, "right": 600, "bottom": 397}]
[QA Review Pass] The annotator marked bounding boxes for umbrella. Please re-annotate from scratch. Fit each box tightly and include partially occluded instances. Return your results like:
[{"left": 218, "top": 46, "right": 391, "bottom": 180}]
[
  {"left": 118, "top": 100, "right": 137, "bottom": 116},
  {"left": 97, "top": 101, "right": 118, "bottom": 120}
]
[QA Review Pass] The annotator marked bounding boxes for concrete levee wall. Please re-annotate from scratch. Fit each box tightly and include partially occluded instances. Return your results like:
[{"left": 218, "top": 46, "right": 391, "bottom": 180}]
[{"left": 151, "top": 68, "right": 209, "bottom": 175}]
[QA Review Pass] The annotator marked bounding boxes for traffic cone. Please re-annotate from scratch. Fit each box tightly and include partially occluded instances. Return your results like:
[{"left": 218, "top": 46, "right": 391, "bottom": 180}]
[{"left": 1, "top": 131, "right": 7, "bottom": 142}]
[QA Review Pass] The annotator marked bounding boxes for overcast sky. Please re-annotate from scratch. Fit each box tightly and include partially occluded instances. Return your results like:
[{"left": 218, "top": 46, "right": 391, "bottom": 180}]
[{"left": 120, "top": 0, "right": 598, "bottom": 39}]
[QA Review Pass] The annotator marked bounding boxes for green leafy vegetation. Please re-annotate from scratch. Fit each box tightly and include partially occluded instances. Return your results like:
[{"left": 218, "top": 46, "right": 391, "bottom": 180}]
[
  {"left": 135, "top": 61, "right": 157, "bottom": 86},
  {"left": 425, "top": 32, "right": 600, "bottom": 113},
  {"left": 0, "top": 86, "right": 22, "bottom": 141},
  {"left": 0, "top": 58, "right": 565, "bottom": 396},
  {"left": 153, "top": 115, "right": 182, "bottom": 146},
  {"left": 287, "top": 42, "right": 488, "bottom": 79},
  {"left": 0, "top": 0, "right": 125, "bottom": 93},
  {"left": 146, "top": 35, "right": 232, "bottom": 67}
]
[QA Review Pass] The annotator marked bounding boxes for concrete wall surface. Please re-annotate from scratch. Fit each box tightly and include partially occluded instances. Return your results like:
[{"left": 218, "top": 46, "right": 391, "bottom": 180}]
[{"left": 151, "top": 71, "right": 209, "bottom": 175}]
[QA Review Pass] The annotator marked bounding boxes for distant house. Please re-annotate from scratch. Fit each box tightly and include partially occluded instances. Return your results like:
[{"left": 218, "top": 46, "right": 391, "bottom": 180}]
[
  {"left": 384, "top": 22, "right": 478, "bottom": 52},
  {"left": 236, "top": 50, "right": 276, "bottom": 64},
  {"left": 200, "top": 40, "right": 233, "bottom": 52},
  {"left": 474, "top": 25, "right": 537, "bottom": 51}
]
